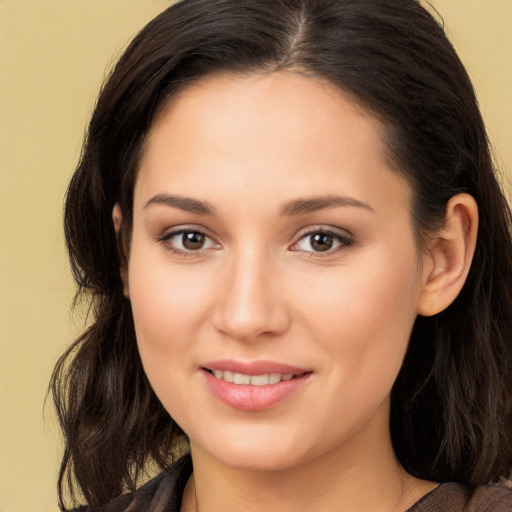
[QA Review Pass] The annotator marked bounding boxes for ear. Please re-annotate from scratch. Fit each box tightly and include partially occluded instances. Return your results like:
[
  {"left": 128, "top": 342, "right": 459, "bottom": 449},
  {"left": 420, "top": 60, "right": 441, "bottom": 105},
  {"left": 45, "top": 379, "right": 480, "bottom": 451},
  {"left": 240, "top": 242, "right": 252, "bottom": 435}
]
[
  {"left": 112, "top": 203, "right": 130, "bottom": 298},
  {"left": 417, "top": 193, "right": 478, "bottom": 316}
]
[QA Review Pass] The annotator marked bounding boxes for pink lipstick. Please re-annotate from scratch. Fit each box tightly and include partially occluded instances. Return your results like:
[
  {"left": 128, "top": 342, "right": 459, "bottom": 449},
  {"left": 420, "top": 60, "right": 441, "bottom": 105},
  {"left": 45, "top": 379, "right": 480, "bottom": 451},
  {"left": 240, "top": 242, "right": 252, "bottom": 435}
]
[{"left": 201, "top": 360, "right": 313, "bottom": 411}]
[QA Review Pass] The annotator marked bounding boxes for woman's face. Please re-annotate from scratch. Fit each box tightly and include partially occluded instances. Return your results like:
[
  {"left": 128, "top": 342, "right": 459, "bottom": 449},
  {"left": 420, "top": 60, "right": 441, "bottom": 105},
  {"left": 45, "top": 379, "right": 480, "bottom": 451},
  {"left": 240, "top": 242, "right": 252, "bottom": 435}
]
[{"left": 127, "top": 71, "right": 427, "bottom": 471}]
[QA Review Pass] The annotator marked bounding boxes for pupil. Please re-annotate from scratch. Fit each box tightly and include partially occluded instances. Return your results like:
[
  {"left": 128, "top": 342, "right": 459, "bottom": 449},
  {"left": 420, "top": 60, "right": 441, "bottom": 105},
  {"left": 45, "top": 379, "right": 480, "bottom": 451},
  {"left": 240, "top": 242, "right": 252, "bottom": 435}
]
[
  {"left": 311, "top": 233, "right": 333, "bottom": 252},
  {"left": 183, "top": 232, "right": 204, "bottom": 250}
]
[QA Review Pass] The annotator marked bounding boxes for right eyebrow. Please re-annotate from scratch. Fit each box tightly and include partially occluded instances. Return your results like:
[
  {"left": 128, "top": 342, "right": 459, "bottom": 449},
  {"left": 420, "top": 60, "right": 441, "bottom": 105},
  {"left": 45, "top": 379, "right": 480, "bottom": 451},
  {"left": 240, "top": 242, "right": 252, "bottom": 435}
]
[
  {"left": 143, "top": 194, "right": 216, "bottom": 215},
  {"left": 280, "top": 195, "right": 375, "bottom": 216}
]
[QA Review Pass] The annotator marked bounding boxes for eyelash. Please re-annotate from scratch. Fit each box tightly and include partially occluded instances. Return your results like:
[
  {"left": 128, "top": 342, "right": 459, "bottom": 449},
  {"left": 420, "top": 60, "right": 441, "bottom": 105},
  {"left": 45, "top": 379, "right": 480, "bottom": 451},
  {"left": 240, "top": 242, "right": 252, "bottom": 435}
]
[
  {"left": 290, "top": 228, "right": 354, "bottom": 256},
  {"left": 156, "top": 227, "right": 354, "bottom": 257},
  {"left": 156, "top": 228, "right": 219, "bottom": 257}
]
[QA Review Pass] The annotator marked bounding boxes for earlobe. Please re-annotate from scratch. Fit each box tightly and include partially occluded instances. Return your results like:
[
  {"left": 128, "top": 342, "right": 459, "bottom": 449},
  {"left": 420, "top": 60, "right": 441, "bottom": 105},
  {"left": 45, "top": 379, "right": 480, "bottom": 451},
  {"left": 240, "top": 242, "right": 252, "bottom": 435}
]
[
  {"left": 112, "top": 203, "right": 123, "bottom": 233},
  {"left": 417, "top": 193, "right": 478, "bottom": 317},
  {"left": 112, "top": 203, "right": 130, "bottom": 298}
]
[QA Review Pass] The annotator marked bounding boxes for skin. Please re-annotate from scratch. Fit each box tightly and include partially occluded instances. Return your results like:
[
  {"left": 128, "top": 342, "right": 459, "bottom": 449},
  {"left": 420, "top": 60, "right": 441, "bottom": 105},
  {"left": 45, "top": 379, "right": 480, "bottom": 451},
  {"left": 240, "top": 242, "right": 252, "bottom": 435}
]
[{"left": 117, "top": 71, "right": 478, "bottom": 511}]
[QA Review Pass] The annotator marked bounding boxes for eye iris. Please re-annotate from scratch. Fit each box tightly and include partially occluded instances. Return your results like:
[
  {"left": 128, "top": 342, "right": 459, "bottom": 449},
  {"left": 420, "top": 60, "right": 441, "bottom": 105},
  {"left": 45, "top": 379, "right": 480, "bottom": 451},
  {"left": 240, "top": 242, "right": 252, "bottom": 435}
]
[
  {"left": 183, "top": 232, "right": 205, "bottom": 250},
  {"left": 310, "top": 233, "right": 334, "bottom": 252}
]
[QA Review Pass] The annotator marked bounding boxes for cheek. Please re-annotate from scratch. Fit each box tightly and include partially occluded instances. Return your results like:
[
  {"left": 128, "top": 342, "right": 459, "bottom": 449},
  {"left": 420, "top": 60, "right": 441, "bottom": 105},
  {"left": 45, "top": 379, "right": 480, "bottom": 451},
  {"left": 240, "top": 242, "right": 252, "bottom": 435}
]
[
  {"left": 301, "top": 244, "right": 421, "bottom": 383},
  {"left": 126, "top": 251, "right": 216, "bottom": 422},
  {"left": 126, "top": 244, "right": 213, "bottom": 371}
]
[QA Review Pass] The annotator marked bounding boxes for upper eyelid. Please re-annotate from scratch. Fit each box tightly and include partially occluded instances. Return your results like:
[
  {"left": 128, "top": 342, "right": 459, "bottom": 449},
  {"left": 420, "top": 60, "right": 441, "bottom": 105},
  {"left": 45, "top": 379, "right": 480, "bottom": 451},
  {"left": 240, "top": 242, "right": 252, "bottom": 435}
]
[
  {"left": 156, "top": 225, "right": 215, "bottom": 240},
  {"left": 293, "top": 224, "right": 354, "bottom": 240}
]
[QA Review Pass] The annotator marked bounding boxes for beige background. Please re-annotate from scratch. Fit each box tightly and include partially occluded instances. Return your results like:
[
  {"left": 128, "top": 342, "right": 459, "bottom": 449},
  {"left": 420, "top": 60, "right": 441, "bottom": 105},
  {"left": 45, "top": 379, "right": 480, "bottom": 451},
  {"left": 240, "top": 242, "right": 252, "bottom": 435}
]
[{"left": 0, "top": 1, "right": 510, "bottom": 510}]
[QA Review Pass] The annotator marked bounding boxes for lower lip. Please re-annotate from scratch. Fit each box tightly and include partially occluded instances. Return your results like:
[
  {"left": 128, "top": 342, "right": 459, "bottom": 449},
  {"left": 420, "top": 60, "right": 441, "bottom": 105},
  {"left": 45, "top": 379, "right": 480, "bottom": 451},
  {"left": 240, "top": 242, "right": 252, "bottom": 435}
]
[{"left": 202, "top": 370, "right": 312, "bottom": 412}]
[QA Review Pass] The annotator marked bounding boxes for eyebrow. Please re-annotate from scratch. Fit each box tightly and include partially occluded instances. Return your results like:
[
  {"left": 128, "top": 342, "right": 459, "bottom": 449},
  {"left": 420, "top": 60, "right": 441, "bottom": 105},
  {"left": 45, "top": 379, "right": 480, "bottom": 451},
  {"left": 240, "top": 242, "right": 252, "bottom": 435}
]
[
  {"left": 144, "top": 194, "right": 216, "bottom": 215},
  {"left": 143, "top": 193, "right": 374, "bottom": 217},
  {"left": 280, "top": 195, "right": 375, "bottom": 216}
]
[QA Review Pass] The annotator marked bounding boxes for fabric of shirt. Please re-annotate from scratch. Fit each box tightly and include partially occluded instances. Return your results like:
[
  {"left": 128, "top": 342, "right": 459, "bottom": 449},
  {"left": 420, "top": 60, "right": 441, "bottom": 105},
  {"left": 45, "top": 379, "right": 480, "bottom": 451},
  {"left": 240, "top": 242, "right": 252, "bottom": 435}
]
[{"left": 74, "top": 455, "right": 512, "bottom": 511}]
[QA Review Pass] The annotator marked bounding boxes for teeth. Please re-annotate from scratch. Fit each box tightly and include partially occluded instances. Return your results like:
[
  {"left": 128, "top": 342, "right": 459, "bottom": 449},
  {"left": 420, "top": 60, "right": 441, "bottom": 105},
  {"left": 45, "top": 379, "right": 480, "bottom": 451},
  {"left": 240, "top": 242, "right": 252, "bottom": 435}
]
[
  {"left": 210, "top": 370, "right": 297, "bottom": 385},
  {"left": 269, "top": 373, "right": 282, "bottom": 384},
  {"left": 223, "top": 370, "right": 234, "bottom": 383},
  {"left": 250, "top": 374, "right": 269, "bottom": 386},
  {"left": 234, "top": 373, "right": 251, "bottom": 385}
]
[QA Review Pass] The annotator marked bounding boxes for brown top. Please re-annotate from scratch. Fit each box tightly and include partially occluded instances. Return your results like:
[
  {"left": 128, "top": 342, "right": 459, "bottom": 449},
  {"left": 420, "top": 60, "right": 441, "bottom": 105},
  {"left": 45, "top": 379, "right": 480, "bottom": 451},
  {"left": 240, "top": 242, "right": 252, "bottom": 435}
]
[
  {"left": 407, "top": 481, "right": 512, "bottom": 512},
  {"left": 76, "top": 455, "right": 512, "bottom": 511}
]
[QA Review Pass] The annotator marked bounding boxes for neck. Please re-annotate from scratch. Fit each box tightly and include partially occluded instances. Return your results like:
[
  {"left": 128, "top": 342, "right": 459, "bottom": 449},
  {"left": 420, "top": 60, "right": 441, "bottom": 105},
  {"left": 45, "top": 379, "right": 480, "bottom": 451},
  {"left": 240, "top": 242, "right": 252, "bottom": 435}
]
[{"left": 182, "top": 410, "right": 435, "bottom": 512}]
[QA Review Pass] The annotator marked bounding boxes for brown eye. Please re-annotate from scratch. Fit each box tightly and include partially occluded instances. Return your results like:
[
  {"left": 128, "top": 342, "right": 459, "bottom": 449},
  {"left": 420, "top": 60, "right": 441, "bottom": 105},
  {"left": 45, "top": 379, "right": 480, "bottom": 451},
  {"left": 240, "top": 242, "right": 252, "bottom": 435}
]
[
  {"left": 182, "top": 231, "right": 205, "bottom": 250},
  {"left": 158, "top": 229, "right": 218, "bottom": 255},
  {"left": 291, "top": 229, "right": 353, "bottom": 254},
  {"left": 309, "top": 233, "right": 334, "bottom": 252}
]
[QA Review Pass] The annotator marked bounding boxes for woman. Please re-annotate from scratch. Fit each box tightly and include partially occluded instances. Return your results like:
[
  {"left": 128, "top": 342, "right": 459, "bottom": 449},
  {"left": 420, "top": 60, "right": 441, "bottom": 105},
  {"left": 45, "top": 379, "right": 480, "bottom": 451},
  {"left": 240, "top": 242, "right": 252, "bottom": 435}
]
[{"left": 51, "top": 0, "right": 512, "bottom": 510}]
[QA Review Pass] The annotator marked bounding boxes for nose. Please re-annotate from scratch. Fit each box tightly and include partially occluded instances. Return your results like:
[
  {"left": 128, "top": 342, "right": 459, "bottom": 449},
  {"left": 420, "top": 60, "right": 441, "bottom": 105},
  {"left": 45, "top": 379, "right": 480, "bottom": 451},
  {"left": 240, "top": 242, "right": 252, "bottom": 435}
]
[{"left": 212, "top": 248, "right": 291, "bottom": 342}]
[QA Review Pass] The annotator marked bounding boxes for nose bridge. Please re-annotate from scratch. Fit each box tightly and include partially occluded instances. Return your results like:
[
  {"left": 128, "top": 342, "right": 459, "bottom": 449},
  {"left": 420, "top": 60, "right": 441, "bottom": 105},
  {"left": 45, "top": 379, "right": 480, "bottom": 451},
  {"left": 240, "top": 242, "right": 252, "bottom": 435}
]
[{"left": 213, "top": 244, "right": 289, "bottom": 340}]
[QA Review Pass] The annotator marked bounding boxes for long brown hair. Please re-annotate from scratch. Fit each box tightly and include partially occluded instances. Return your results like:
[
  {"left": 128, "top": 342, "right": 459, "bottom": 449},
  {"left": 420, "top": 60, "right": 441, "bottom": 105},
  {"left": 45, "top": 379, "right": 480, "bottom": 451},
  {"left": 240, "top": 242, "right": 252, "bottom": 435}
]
[{"left": 51, "top": 0, "right": 512, "bottom": 508}]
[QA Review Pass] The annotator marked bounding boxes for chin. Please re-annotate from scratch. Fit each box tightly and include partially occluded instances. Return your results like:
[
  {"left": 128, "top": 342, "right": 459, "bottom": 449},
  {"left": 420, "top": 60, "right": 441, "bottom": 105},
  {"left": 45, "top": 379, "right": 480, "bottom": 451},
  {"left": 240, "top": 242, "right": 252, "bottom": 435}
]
[
  {"left": 213, "top": 448, "right": 304, "bottom": 472},
  {"left": 191, "top": 425, "right": 317, "bottom": 472}
]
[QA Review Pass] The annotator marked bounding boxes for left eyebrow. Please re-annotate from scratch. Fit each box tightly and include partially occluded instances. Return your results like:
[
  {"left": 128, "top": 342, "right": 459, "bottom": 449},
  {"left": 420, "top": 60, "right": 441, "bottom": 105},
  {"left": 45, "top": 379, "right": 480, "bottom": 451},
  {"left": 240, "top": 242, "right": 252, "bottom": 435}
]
[
  {"left": 280, "top": 195, "right": 375, "bottom": 216},
  {"left": 143, "top": 194, "right": 216, "bottom": 215}
]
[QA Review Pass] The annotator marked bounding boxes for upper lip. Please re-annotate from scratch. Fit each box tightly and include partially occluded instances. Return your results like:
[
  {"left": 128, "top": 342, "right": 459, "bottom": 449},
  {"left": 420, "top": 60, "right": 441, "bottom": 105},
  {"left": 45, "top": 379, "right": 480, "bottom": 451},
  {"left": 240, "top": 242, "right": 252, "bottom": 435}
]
[{"left": 202, "top": 359, "right": 310, "bottom": 375}]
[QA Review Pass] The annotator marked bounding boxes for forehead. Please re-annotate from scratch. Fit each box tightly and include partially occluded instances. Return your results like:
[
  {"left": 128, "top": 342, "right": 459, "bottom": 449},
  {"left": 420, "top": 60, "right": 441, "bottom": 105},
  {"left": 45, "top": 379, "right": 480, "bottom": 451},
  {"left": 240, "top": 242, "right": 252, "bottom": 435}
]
[
  {"left": 149, "top": 71, "right": 383, "bottom": 150},
  {"left": 135, "top": 71, "right": 409, "bottom": 215}
]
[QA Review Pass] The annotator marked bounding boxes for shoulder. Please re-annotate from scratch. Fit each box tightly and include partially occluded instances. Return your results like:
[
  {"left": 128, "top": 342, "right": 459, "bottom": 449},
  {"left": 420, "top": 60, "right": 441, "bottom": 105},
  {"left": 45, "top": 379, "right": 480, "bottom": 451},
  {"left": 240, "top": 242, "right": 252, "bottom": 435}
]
[
  {"left": 409, "top": 482, "right": 512, "bottom": 512},
  {"left": 70, "top": 455, "right": 193, "bottom": 512},
  {"left": 468, "top": 484, "right": 512, "bottom": 511}
]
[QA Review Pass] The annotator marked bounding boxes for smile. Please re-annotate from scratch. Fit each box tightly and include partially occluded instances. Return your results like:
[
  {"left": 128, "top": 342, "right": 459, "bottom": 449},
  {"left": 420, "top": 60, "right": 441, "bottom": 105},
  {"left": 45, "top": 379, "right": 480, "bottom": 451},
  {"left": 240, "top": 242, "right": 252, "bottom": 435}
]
[
  {"left": 201, "top": 360, "right": 313, "bottom": 410},
  {"left": 208, "top": 369, "right": 301, "bottom": 386},
  {"left": 202, "top": 363, "right": 313, "bottom": 411}
]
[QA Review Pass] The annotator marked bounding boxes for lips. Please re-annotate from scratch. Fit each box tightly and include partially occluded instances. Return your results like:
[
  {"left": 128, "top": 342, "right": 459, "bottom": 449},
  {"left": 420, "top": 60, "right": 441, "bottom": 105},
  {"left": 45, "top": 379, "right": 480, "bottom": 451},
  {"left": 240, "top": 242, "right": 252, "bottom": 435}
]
[{"left": 201, "top": 360, "right": 312, "bottom": 411}]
